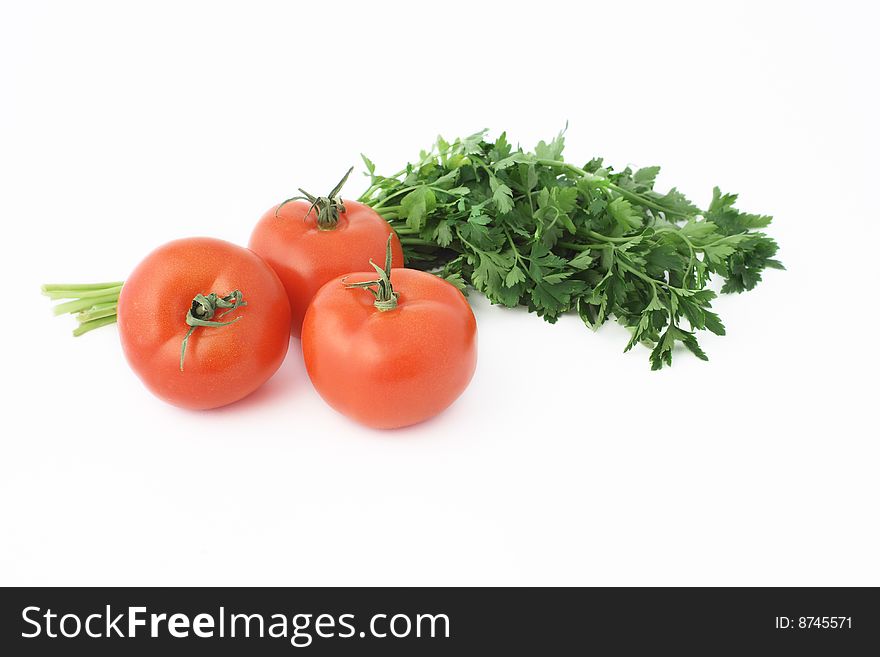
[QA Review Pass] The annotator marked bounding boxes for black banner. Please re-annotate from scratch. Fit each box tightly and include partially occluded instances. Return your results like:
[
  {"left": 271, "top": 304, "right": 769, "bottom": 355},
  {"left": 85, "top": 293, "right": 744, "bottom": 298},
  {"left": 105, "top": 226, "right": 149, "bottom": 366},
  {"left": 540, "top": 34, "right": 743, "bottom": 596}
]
[{"left": 1, "top": 587, "right": 877, "bottom": 654}]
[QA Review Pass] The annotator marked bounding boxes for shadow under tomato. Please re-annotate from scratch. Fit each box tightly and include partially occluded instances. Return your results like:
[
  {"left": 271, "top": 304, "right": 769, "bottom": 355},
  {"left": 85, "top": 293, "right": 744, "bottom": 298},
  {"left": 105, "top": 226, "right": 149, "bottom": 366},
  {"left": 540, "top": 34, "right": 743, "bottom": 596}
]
[
  {"left": 330, "top": 396, "right": 468, "bottom": 438},
  {"left": 207, "top": 338, "right": 305, "bottom": 415}
]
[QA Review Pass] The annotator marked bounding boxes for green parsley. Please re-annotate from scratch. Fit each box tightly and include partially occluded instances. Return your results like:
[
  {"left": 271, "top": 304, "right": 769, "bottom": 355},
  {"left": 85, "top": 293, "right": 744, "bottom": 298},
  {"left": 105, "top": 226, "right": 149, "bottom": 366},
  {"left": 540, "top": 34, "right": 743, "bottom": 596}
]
[{"left": 358, "top": 129, "right": 782, "bottom": 369}]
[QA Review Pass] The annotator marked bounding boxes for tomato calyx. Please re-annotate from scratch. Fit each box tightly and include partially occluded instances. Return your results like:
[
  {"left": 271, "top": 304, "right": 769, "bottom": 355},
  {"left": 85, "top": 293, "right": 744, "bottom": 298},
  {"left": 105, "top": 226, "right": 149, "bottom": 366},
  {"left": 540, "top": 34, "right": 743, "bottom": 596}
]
[
  {"left": 344, "top": 235, "right": 399, "bottom": 312},
  {"left": 180, "top": 290, "right": 248, "bottom": 371},
  {"left": 274, "top": 167, "right": 354, "bottom": 230}
]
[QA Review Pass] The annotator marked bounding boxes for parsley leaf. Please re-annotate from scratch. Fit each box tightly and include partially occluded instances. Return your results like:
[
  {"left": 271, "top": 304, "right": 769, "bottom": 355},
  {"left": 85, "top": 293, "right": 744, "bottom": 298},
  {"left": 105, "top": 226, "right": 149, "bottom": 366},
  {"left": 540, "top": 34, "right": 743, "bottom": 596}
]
[{"left": 359, "top": 130, "right": 781, "bottom": 368}]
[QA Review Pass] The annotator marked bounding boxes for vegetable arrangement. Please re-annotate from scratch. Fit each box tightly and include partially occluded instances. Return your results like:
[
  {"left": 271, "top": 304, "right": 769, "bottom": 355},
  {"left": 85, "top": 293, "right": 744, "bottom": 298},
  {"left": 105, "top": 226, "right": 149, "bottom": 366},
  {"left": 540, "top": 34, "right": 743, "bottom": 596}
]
[
  {"left": 44, "top": 127, "right": 781, "bottom": 424},
  {"left": 358, "top": 130, "right": 781, "bottom": 369}
]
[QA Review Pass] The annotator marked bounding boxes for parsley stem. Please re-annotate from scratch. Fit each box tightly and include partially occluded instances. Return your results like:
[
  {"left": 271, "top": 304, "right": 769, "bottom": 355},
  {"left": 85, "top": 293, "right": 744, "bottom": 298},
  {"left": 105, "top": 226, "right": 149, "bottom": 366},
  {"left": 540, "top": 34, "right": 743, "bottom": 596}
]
[
  {"left": 399, "top": 237, "right": 435, "bottom": 247},
  {"left": 42, "top": 281, "right": 124, "bottom": 292},
  {"left": 617, "top": 259, "right": 688, "bottom": 294},
  {"left": 535, "top": 159, "right": 691, "bottom": 219},
  {"left": 454, "top": 227, "right": 480, "bottom": 254},
  {"left": 372, "top": 184, "right": 458, "bottom": 212},
  {"left": 42, "top": 281, "right": 123, "bottom": 336},
  {"left": 558, "top": 241, "right": 608, "bottom": 251},
  {"left": 73, "top": 315, "right": 117, "bottom": 337},
  {"left": 360, "top": 157, "right": 429, "bottom": 201},
  {"left": 42, "top": 285, "right": 123, "bottom": 301},
  {"left": 372, "top": 187, "right": 421, "bottom": 210},
  {"left": 617, "top": 260, "right": 662, "bottom": 288},
  {"left": 503, "top": 227, "right": 529, "bottom": 272},
  {"left": 654, "top": 226, "right": 697, "bottom": 281},
  {"left": 384, "top": 221, "right": 417, "bottom": 234},
  {"left": 583, "top": 230, "right": 634, "bottom": 244}
]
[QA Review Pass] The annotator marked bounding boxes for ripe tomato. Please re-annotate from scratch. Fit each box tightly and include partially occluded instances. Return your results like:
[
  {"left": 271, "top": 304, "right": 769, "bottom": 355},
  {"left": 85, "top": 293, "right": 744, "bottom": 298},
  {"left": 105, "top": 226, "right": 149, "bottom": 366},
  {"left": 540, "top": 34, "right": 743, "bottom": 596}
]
[
  {"left": 301, "top": 241, "right": 477, "bottom": 429},
  {"left": 117, "top": 237, "right": 291, "bottom": 410},
  {"left": 248, "top": 172, "right": 402, "bottom": 337}
]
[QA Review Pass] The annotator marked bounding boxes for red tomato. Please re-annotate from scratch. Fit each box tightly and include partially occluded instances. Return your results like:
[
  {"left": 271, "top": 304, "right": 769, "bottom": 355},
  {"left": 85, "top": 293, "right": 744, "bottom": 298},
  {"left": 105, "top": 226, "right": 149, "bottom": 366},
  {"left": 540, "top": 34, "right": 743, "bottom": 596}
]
[
  {"left": 117, "top": 237, "right": 291, "bottom": 410},
  {"left": 302, "top": 256, "right": 477, "bottom": 429},
  {"left": 249, "top": 198, "right": 402, "bottom": 337}
]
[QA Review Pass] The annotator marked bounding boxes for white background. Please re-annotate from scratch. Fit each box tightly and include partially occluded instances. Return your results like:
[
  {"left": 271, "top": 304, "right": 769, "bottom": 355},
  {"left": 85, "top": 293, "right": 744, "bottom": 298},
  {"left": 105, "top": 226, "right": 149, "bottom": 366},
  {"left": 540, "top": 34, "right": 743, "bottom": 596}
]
[{"left": 1, "top": 1, "right": 877, "bottom": 586}]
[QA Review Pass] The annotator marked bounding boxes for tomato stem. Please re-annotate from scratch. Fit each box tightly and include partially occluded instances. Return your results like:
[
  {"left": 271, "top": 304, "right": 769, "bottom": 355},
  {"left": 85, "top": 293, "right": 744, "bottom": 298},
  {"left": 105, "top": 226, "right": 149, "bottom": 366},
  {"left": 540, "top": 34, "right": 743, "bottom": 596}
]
[
  {"left": 274, "top": 167, "right": 354, "bottom": 230},
  {"left": 180, "top": 290, "right": 248, "bottom": 371},
  {"left": 344, "top": 235, "right": 399, "bottom": 312},
  {"left": 42, "top": 281, "right": 124, "bottom": 336}
]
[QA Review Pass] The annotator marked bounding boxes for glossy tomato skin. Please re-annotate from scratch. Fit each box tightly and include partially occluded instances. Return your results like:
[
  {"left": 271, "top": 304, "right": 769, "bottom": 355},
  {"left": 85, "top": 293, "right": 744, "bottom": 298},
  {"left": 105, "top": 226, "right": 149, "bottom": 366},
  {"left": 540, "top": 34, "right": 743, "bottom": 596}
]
[
  {"left": 248, "top": 200, "right": 403, "bottom": 337},
  {"left": 117, "top": 238, "right": 291, "bottom": 410},
  {"left": 302, "top": 269, "right": 477, "bottom": 429}
]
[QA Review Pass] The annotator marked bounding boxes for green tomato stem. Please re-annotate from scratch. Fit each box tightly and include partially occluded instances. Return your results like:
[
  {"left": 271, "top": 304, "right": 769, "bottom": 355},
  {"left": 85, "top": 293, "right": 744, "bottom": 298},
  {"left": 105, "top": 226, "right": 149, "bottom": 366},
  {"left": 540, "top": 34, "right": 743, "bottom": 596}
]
[
  {"left": 180, "top": 290, "right": 247, "bottom": 371},
  {"left": 276, "top": 168, "right": 353, "bottom": 229},
  {"left": 344, "top": 235, "right": 399, "bottom": 312}
]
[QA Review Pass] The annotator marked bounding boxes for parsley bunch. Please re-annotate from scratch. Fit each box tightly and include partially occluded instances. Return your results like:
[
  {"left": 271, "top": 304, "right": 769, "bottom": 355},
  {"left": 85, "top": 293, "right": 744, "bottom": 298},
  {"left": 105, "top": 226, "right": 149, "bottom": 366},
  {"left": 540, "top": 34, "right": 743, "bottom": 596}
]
[{"left": 358, "top": 130, "right": 782, "bottom": 369}]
